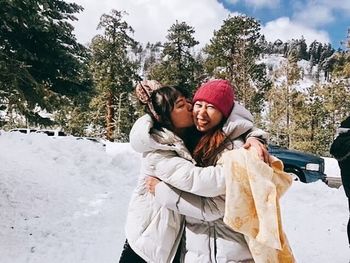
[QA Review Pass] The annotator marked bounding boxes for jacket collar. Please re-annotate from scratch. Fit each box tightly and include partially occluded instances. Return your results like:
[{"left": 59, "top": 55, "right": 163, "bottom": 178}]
[
  {"left": 129, "top": 114, "right": 194, "bottom": 162},
  {"left": 223, "top": 103, "right": 254, "bottom": 139}
]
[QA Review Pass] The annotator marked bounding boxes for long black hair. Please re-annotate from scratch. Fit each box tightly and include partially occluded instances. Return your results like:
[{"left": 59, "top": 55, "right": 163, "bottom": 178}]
[{"left": 145, "top": 85, "right": 190, "bottom": 131}]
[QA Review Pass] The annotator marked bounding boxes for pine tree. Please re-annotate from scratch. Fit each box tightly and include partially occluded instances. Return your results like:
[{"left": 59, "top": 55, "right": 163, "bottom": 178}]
[
  {"left": 148, "top": 21, "right": 202, "bottom": 92},
  {"left": 309, "top": 81, "right": 350, "bottom": 155},
  {"left": 142, "top": 42, "right": 162, "bottom": 77},
  {"left": 330, "top": 51, "right": 350, "bottom": 79},
  {"left": 266, "top": 51, "right": 301, "bottom": 147},
  {"left": 204, "top": 15, "right": 270, "bottom": 116},
  {"left": 89, "top": 10, "right": 139, "bottom": 141},
  {"left": 0, "top": 0, "right": 90, "bottom": 127},
  {"left": 298, "top": 37, "right": 309, "bottom": 60},
  {"left": 266, "top": 83, "right": 287, "bottom": 145}
]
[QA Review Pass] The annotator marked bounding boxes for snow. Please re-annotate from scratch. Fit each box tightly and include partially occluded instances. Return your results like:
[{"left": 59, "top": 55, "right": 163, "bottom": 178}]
[
  {"left": 260, "top": 54, "right": 329, "bottom": 92},
  {"left": 323, "top": 157, "right": 341, "bottom": 178},
  {"left": 0, "top": 132, "right": 348, "bottom": 263}
]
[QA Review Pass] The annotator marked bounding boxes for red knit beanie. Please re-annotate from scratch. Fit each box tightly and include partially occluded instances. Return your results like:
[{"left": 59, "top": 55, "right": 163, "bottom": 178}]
[{"left": 193, "top": 79, "right": 235, "bottom": 118}]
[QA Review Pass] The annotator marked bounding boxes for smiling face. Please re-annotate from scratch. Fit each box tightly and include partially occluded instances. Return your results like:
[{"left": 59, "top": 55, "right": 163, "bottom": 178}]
[
  {"left": 193, "top": 100, "right": 224, "bottom": 132},
  {"left": 170, "top": 96, "right": 194, "bottom": 130}
]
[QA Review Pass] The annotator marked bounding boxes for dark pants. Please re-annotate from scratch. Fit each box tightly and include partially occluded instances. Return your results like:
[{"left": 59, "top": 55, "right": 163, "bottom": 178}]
[
  {"left": 119, "top": 240, "right": 146, "bottom": 263},
  {"left": 119, "top": 239, "right": 182, "bottom": 263},
  {"left": 348, "top": 199, "right": 350, "bottom": 246},
  {"left": 338, "top": 160, "right": 350, "bottom": 245}
]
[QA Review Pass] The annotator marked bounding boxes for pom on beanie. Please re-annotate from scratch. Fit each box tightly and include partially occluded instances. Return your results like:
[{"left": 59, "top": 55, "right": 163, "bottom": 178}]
[
  {"left": 193, "top": 79, "right": 235, "bottom": 118},
  {"left": 135, "top": 80, "right": 162, "bottom": 105},
  {"left": 135, "top": 80, "right": 162, "bottom": 121}
]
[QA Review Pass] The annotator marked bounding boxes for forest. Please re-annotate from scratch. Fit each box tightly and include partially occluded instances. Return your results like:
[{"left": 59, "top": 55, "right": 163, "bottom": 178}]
[{"left": 1, "top": 0, "right": 350, "bottom": 156}]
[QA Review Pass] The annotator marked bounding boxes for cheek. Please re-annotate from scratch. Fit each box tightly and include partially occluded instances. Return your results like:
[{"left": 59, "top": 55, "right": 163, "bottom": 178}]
[
  {"left": 192, "top": 109, "right": 201, "bottom": 118},
  {"left": 171, "top": 109, "right": 193, "bottom": 127},
  {"left": 208, "top": 111, "right": 223, "bottom": 125}
]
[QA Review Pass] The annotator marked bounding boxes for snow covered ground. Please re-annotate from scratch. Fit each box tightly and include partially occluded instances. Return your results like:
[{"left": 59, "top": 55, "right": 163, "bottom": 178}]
[{"left": 0, "top": 132, "right": 348, "bottom": 263}]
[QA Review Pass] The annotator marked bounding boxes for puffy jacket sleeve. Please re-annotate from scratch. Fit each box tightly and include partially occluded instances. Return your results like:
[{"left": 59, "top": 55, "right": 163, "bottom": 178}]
[
  {"left": 145, "top": 151, "right": 225, "bottom": 197},
  {"left": 245, "top": 127, "right": 269, "bottom": 144},
  {"left": 154, "top": 182, "right": 225, "bottom": 222},
  {"left": 223, "top": 103, "right": 269, "bottom": 143}
]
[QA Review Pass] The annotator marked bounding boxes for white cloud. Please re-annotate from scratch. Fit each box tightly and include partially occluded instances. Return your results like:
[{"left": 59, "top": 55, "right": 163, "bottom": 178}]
[
  {"left": 66, "top": 0, "right": 333, "bottom": 49},
  {"left": 293, "top": 3, "right": 334, "bottom": 27},
  {"left": 245, "top": 0, "right": 280, "bottom": 8},
  {"left": 67, "top": 0, "right": 230, "bottom": 47},
  {"left": 261, "top": 17, "right": 331, "bottom": 45},
  {"left": 318, "top": 0, "right": 350, "bottom": 13},
  {"left": 223, "top": 0, "right": 279, "bottom": 8},
  {"left": 292, "top": 0, "right": 350, "bottom": 28},
  {"left": 222, "top": 0, "right": 240, "bottom": 4}
]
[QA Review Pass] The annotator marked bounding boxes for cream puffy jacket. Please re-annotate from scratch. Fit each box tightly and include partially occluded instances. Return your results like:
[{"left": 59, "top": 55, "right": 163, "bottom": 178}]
[{"left": 126, "top": 103, "right": 266, "bottom": 263}]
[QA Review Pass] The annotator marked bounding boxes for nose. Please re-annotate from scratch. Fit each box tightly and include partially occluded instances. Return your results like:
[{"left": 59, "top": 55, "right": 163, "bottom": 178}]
[{"left": 196, "top": 106, "right": 207, "bottom": 118}]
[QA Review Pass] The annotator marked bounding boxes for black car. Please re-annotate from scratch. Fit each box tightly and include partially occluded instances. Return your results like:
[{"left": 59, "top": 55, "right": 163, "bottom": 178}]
[{"left": 268, "top": 144, "right": 326, "bottom": 183}]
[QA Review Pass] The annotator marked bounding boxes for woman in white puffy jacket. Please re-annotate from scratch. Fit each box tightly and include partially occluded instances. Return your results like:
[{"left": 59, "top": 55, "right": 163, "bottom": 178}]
[
  {"left": 120, "top": 80, "right": 267, "bottom": 263},
  {"left": 147, "top": 79, "right": 270, "bottom": 262}
]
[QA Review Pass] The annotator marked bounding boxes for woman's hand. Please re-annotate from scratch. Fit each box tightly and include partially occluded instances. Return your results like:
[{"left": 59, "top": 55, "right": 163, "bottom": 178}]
[
  {"left": 243, "top": 137, "right": 271, "bottom": 165},
  {"left": 145, "top": 176, "right": 161, "bottom": 195}
]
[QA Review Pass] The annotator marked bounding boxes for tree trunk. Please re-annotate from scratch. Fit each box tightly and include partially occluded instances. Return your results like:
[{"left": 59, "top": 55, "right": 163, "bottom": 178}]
[{"left": 106, "top": 90, "right": 115, "bottom": 142}]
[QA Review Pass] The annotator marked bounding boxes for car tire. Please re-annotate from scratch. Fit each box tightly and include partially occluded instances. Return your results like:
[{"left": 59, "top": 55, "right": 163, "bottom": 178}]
[
  {"left": 285, "top": 167, "right": 306, "bottom": 183},
  {"left": 287, "top": 173, "right": 300, "bottom": 181}
]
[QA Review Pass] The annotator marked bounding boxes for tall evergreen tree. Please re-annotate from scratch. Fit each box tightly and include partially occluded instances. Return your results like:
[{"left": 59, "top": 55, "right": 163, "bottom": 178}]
[
  {"left": 89, "top": 10, "right": 139, "bottom": 141},
  {"left": 204, "top": 15, "right": 270, "bottom": 116},
  {"left": 148, "top": 21, "right": 202, "bottom": 92},
  {"left": 142, "top": 42, "right": 162, "bottom": 77},
  {"left": 267, "top": 51, "right": 301, "bottom": 148},
  {"left": 328, "top": 51, "right": 350, "bottom": 79},
  {"left": 306, "top": 81, "right": 350, "bottom": 155},
  {"left": 0, "top": 0, "right": 90, "bottom": 127}
]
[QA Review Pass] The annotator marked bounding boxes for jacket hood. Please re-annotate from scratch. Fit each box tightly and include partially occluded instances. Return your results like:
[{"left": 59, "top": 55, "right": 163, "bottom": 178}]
[
  {"left": 223, "top": 103, "right": 254, "bottom": 139},
  {"left": 129, "top": 114, "right": 185, "bottom": 154}
]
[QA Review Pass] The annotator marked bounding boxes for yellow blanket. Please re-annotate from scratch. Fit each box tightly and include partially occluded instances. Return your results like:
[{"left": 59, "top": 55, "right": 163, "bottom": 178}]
[{"left": 218, "top": 148, "right": 295, "bottom": 263}]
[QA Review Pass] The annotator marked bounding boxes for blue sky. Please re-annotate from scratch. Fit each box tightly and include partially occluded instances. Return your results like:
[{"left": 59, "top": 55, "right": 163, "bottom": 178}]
[
  {"left": 68, "top": 0, "right": 349, "bottom": 50},
  {"left": 219, "top": 0, "right": 349, "bottom": 49}
]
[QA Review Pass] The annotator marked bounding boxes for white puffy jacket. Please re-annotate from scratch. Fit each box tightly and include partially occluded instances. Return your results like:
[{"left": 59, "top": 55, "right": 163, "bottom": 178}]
[
  {"left": 154, "top": 182, "right": 253, "bottom": 262},
  {"left": 126, "top": 103, "right": 266, "bottom": 263},
  {"left": 152, "top": 105, "right": 266, "bottom": 262}
]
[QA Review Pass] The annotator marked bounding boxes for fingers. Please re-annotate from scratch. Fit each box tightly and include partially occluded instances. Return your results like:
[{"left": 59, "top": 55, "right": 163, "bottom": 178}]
[
  {"left": 261, "top": 147, "right": 271, "bottom": 165},
  {"left": 243, "top": 142, "right": 251, "bottom": 149},
  {"left": 257, "top": 147, "right": 266, "bottom": 162},
  {"left": 145, "top": 176, "right": 160, "bottom": 195},
  {"left": 145, "top": 177, "right": 155, "bottom": 194},
  {"left": 257, "top": 145, "right": 269, "bottom": 164},
  {"left": 244, "top": 138, "right": 271, "bottom": 165}
]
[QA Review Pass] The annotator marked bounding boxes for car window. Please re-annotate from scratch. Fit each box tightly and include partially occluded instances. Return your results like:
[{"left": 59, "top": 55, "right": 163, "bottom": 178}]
[
  {"left": 58, "top": 131, "right": 67, "bottom": 136},
  {"left": 44, "top": 131, "right": 55, "bottom": 136},
  {"left": 37, "top": 130, "right": 55, "bottom": 136}
]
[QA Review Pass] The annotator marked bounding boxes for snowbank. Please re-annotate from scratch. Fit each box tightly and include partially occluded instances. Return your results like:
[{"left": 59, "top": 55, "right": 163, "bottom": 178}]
[{"left": 0, "top": 132, "right": 348, "bottom": 262}]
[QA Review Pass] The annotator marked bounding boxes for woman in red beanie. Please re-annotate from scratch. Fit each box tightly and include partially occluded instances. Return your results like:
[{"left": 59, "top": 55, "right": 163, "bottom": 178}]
[
  {"left": 145, "top": 79, "right": 269, "bottom": 262},
  {"left": 191, "top": 79, "right": 267, "bottom": 166}
]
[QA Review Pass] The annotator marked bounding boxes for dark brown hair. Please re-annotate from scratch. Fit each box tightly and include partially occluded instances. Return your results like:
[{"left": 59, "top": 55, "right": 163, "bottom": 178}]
[
  {"left": 192, "top": 119, "right": 231, "bottom": 167},
  {"left": 144, "top": 85, "right": 190, "bottom": 131}
]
